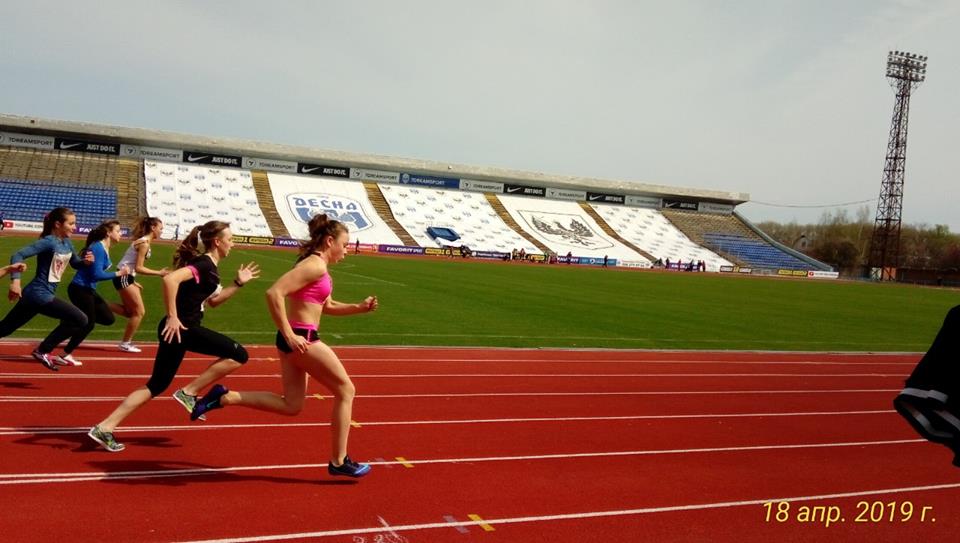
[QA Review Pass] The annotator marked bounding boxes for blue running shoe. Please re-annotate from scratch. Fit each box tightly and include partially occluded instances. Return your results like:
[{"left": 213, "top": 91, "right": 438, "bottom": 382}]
[
  {"left": 191, "top": 384, "right": 228, "bottom": 421},
  {"left": 328, "top": 455, "right": 371, "bottom": 478}
]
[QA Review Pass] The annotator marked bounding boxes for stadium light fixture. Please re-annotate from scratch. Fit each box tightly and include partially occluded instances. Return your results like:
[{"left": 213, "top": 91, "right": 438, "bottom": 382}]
[{"left": 886, "top": 50, "right": 927, "bottom": 84}]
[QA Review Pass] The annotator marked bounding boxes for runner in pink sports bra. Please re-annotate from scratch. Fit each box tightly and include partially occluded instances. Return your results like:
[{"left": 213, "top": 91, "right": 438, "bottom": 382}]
[
  {"left": 190, "top": 214, "right": 379, "bottom": 478},
  {"left": 289, "top": 272, "right": 332, "bottom": 304},
  {"left": 285, "top": 272, "right": 333, "bottom": 343}
]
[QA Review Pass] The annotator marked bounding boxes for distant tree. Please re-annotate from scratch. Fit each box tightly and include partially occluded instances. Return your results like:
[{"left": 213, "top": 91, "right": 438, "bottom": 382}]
[
  {"left": 753, "top": 207, "right": 957, "bottom": 276},
  {"left": 810, "top": 239, "right": 860, "bottom": 272}
]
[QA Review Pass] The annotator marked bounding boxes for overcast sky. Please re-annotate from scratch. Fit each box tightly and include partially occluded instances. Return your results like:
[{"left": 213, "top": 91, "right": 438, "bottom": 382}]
[{"left": 2, "top": 0, "right": 957, "bottom": 230}]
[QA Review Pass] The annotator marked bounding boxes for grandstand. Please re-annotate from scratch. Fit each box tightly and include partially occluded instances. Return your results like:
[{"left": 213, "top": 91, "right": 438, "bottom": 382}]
[
  {"left": 144, "top": 161, "right": 271, "bottom": 239},
  {"left": 0, "top": 113, "right": 832, "bottom": 274},
  {"left": 0, "top": 177, "right": 116, "bottom": 225},
  {"left": 378, "top": 184, "right": 540, "bottom": 253},
  {"left": 590, "top": 204, "right": 731, "bottom": 271},
  {"left": 497, "top": 193, "right": 650, "bottom": 263}
]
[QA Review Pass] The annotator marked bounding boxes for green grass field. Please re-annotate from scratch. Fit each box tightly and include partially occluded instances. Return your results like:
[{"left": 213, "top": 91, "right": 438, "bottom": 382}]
[{"left": 1, "top": 234, "right": 956, "bottom": 351}]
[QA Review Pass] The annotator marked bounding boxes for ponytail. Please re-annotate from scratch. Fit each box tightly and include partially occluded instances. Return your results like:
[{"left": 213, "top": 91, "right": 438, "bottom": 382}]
[
  {"left": 298, "top": 214, "right": 348, "bottom": 262},
  {"left": 83, "top": 220, "right": 121, "bottom": 253},
  {"left": 173, "top": 221, "right": 230, "bottom": 268},
  {"left": 132, "top": 216, "right": 162, "bottom": 239},
  {"left": 40, "top": 207, "right": 74, "bottom": 238}
]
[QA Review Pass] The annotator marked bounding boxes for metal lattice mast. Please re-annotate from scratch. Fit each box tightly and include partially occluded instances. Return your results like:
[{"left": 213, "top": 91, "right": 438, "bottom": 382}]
[{"left": 867, "top": 50, "right": 927, "bottom": 280}]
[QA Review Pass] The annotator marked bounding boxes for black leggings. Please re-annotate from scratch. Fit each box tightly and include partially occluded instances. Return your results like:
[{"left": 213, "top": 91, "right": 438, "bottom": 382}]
[
  {"left": 0, "top": 297, "right": 88, "bottom": 353},
  {"left": 65, "top": 283, "right": 115, "bottom": 353},
  {"left": 906, "top": 305, "right": 960, "bottom": 399},
  {"left": 145, "top": 317, "right": 249, "bottom": 397}
]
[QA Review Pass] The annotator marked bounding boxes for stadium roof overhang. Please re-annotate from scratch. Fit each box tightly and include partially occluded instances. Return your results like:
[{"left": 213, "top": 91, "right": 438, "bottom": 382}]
[{"left": 0, "top": 112, "right": 750, "bottom": 205}]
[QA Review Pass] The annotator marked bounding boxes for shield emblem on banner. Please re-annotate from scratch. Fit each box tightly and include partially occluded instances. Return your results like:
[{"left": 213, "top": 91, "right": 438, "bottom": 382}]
[{"left": 286, "top": 193, "right": 371, "bottom": 232}]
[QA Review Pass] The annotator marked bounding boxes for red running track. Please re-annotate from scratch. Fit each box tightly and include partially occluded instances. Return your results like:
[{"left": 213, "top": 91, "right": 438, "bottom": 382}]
[{"left": 0, "top": 342, "right": 957, "bottom": 542}]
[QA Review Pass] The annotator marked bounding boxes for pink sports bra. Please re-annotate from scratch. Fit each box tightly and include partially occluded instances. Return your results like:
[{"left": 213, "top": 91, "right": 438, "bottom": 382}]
[{"left": 289, "top": 272, "right": 332, "bottom": 305}]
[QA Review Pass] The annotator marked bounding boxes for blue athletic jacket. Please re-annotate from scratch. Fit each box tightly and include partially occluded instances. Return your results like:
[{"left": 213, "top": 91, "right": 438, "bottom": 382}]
[
  {"left": 71, "top": 241, "right": 117, "bottom": 290},
  {"left": 9, "top": 235, "right": 85, "bottom": 304}
]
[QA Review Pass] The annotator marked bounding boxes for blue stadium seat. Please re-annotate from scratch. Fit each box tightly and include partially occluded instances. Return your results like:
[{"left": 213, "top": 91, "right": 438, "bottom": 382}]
[
  {"left": 0, "top": 177, "right": 118, "bottom": 225},
  {"left": 702, "top": 233, "right": 809, "bottom": 270}
]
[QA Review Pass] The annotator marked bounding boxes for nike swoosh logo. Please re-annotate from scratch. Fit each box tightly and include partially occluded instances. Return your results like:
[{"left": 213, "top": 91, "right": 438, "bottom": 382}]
[
  {"left": 506, "top": 187, "right": 523, "bottom": 193},
  {"left": 301, "top": 166, "right": 321, "bottom": 173},
  {"left": 60, "top": 142, "right": 84, "bottom": 149},
  {"left": 187, "top": 155, "right": 209, "bottom": 162},
  {"left": 589, "top": 195, "right": 603, "bottom": 201}
]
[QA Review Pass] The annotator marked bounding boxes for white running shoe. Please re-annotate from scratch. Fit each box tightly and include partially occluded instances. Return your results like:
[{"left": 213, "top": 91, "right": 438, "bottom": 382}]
[
  {"left": 54, "top": 353, "right": 83, "bottom": 367},
  {"left": 118, "top": 342, "right": 142, "bottom": 353}
]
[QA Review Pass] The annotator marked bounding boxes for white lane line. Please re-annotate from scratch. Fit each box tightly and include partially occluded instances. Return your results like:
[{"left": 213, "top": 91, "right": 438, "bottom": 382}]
[
  {"left": 6, "top": 356, "right": 916, "bottom": 365},
  {"left": 0, "top": 342, "right": 925, "bottom": 356},
  {"left": 376, "top": 516, "right": 401, "bottom": 541},
  {"left": 335, "top": 359, "right": 918, "bottom": 367},
  {"left": 0, "top": 372, "right": 907, "bottom": 379},
  {"left": 175, "top": 481, "right": 960, "bottom": 542},
  {"left": 234, "top": 251, "right": 404, "bottom": 285},
  {"left": 0, "top": 389, "right": 901, "bottom": 402},
  {"left": 0, "top": 356, "right": 277, "bottom": 362},
  {"left": 3, "top": 333, "right": 927, "bottom": 345},
  {"left": 335, "top": 270, "right": 407, "bottom": 286},
  {"left": 0, "top": 438, "right": 925, "bottom": 485},
  {"left": 0, "top": 409, "right": 893, "bottom": 436}
]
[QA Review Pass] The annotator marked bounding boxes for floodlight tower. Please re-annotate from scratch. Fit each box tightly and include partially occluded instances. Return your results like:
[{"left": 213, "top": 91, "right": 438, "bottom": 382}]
[{"left": 867, "top": 50, "right": 927, "bottom": 280}]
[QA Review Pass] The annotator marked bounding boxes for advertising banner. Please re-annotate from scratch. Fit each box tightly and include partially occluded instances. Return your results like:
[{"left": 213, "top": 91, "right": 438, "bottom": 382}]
[
  {"left": 0, "top": 131, "right": 55, "bottom": 150},
  {"left": 182, "top": 150, "right": 242, "bottom": 168},
  {"left": 243, "top": 157, "right": 298, "bottom": 173},
  {"left": 503, "top": 184, "right": 546, "bottom": 197},
  {"left": 399, "top": 173, "right": 460, "bottom": 189},
  {"left": 351, "top": 168, "right": 400, "bottom": 183},
  {"left": 121, "top": 145, "right": 183, "bottom": 161},
  {"left": 586, "top": 192, "right": 625, "bottom": 204},
  {"left": 378, "top": 245, "right": 426, "bottom": 255},
  {"left": 298, "top": 163, "right": 350, "bottom": 177},
  {"left": 698, "top": 202, "right": 735, "bottom": 214},
  {"left": 662, "top": 199, "right": 698, "bottom": 211},
  {"left": 807, "top": 270, "right": 840, "bottom": 279},
  {"left": 54, "top": 137, "right": 120, "bottom": 155},
  {"left": 546, "top": 188, "right": 587, "bottom": 201},
  {"left": 460, "top": 179, "right": 505, "bottom": 193},
  {"left": 625, "top": 195, "right": 662, "bottom": 208}
]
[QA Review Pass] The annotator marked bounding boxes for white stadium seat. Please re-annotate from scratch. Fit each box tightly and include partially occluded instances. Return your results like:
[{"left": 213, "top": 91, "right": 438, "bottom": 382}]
[
  {"left": 590, "top": 204, "right": 732, "bottom": 271},
  {"left": 144, "top": 161, "right": 271, "bottom": 240},
  {"left": 378, "top": 184, "right": 539, "bottom": 253}
]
